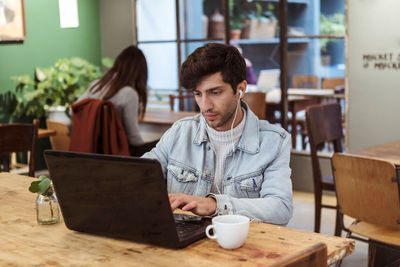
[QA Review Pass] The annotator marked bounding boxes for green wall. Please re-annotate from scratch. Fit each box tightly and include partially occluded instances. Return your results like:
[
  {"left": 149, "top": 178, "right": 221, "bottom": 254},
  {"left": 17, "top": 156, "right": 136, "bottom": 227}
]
[
  {"left": 0, "top": 0, "right": 101, "bottom": 170},
  {"left": 0, "top": 0, "right": 101, "bottom": 93}
]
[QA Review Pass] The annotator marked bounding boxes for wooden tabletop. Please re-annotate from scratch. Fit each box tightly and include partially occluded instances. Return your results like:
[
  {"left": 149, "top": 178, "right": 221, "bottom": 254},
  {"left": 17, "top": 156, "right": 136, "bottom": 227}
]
[
  {"left": 252, "top": 88, "right": 344, "bottom": 104},
  {"left": 38, "top": 128, "right": 56, "bottom": 139},
  {"left": 140, "top": 109, "right": 198, "bottom": 126},
  {"left": 354, "top": 140, "right": 400, "bottom": 166},
  {"left": 0, "top": 173, "right": 354, "bottom": 266},
  {"left": 288, "top": 88, "right": 345, "bottom": 99}
]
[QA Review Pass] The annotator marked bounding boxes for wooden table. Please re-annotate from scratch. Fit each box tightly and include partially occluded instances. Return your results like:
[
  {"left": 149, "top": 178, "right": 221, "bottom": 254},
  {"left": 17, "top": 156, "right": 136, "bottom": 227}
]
[
  {"left": 139, "top": 109, "right": 198, "bottom": 142},
  {"left": 354, "top": 140, "right": 400, "bottom": 166},
  {"left": 140, "top": 109, "right": 198, "bottom": 125},
  {"left": 38, "top": 128, "right": 56, "bottom": 139},
  {"left": 287, "top": 88, "right": 344, "bottom": 99},
  {"left": 0, "top": 172, "right": 354, "bottom": 266}
]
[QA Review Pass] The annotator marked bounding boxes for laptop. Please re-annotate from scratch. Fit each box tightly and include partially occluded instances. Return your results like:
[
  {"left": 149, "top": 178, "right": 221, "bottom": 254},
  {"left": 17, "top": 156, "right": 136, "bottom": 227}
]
[
  {"left": 256, "top": 69, "right": 280, "bottom": 92},
  {"left": 44, "top": 150, "right": 211, "bottom": 249}
]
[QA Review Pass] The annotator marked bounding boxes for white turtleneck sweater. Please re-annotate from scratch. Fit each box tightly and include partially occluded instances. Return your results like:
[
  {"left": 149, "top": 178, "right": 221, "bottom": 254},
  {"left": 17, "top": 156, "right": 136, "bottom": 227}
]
[{"left": 206, "top": 108, "right": 247, "bottom": 194}]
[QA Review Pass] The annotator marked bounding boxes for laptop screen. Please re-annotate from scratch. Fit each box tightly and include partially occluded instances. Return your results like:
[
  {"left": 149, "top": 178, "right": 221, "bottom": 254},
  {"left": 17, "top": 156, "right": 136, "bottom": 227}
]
[{"left": 256, "top": 69, "right": 280, "bottom": 92}]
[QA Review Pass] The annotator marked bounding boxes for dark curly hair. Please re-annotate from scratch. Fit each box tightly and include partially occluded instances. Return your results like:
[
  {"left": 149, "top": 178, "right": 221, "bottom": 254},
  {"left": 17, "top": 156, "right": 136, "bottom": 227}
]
[{"left": 180, "top": 43, "right": 246, "bottom": 93}]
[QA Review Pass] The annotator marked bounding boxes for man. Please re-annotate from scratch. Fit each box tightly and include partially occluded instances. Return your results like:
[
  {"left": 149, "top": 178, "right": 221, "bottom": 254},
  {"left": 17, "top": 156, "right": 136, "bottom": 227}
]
[{"left": 143, "top": 43, "right": 292, "bottom": 224}]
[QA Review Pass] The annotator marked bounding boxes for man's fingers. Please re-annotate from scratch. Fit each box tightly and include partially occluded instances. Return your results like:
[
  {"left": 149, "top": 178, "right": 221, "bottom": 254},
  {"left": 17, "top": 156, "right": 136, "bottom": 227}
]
[
  {"left": 170, "top": 198, "right": 183, "bottom": 211},
  {"left": 168, "top": 194, "right": 176, "bottom": 203},
  {"left": 170, "top": 194, "right": 190, "bottom": 211},
  {"left": 182, "top": 201, "right": 197, "bottom": 211},
  {"left": 168, "top": 193, "right": 214, "bottom": 215}
]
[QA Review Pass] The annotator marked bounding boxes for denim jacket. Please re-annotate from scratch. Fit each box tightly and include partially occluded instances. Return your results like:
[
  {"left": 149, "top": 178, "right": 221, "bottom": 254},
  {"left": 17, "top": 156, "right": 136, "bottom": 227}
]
[{"left": 142, "top": 102, "right": 293, "bottom": 224}]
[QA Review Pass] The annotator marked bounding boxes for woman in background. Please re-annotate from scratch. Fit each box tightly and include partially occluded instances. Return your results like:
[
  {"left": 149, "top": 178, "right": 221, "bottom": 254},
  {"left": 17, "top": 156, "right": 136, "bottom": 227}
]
[{"left": 76, "top": 45, "right": 155, "bottom": 156}]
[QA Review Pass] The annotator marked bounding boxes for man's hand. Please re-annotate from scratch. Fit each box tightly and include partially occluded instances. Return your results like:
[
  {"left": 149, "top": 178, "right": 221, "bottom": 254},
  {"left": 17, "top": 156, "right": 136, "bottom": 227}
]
[{"left": 168, "top": 193, "right": 217, "bottom": 216}]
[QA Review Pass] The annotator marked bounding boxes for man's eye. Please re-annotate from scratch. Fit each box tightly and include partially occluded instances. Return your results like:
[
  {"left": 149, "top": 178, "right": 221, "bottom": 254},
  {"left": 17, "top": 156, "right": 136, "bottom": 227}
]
[
  {"left": 211, "top": 91, "right": 221, "bottom": 95},
  {"left": 194, "top": 92, "right": 201, "bottom": 96}
]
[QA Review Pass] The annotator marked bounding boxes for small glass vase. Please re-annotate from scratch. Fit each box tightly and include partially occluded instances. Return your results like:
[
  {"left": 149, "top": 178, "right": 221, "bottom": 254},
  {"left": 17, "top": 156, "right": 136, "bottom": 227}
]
[{"left": 36, "top": 193, "right": 60, "bottom": 225}]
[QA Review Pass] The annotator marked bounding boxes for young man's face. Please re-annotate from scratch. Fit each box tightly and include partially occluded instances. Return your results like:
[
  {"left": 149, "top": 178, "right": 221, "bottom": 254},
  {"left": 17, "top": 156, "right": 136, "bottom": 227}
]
[{"left": 193, "top": 72, "right": 246, "bottom": 131}]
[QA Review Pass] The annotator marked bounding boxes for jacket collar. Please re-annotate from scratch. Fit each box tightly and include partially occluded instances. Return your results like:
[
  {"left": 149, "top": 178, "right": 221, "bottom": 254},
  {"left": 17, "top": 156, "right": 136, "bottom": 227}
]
[{"left": 193, "top": 101, "right": 260, "bottom": 154}]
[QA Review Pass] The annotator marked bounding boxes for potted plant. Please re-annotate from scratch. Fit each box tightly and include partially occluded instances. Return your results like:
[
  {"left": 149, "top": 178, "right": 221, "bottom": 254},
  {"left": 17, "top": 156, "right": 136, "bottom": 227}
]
[
  {"left": 320, "top": 13, "right": 345, "bottom": 66},
  {"left": 228, "top": 0, "right": 244, "bottom": 40},
  {"left": 230, "top": 17, "right": 244, "bottom": 40},
  {"left": 29, "top": 175, "right": 59, "bottom": 225},
  {"left": 242, "top": 2, "right": 277, "bottom": 39},
  {"left": 8, "top": 57, "right": 107, "bottom": 123}
]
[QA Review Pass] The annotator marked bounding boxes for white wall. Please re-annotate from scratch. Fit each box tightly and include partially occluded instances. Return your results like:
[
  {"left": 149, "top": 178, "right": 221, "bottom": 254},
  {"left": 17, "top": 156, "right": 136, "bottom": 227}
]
[
  {"left": 99, "top": 0, "right": 134, "bottom": 59},
  {"left": 347, "top": 0, "right": 400, "bottom": 151}
]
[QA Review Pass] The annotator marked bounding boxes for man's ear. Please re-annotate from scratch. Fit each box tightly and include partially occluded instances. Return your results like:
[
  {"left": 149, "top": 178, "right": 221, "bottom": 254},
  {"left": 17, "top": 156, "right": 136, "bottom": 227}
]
[{"left": 237, "top": 80, "right": 247, "bottom": 96}]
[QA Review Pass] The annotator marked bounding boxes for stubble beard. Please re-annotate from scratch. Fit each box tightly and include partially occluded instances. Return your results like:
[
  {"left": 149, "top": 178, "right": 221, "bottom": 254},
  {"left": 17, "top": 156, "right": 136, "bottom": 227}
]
[{"left": 206, "top": 101, "right": 238, "bottom": 131}]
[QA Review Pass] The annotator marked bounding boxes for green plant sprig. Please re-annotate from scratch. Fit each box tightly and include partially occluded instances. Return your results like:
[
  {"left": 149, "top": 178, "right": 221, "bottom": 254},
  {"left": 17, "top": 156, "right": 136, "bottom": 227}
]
[{"left": 29, "top": 175, "right": 54, "bottom": 197}]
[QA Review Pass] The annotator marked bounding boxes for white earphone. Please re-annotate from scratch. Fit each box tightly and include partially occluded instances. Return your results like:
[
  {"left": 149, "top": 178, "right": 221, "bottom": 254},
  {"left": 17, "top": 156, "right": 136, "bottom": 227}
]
[{"left": 239, "top": 90, "right": 243, "bottom": 98}]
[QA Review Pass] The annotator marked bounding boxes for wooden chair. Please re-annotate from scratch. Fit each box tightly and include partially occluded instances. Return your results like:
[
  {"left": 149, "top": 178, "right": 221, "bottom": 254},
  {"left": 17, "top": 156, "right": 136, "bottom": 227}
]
[
  {"left": 291, "top": 75, "right": 321, "bottom": 150},
  {"left": 169, "top": 93, "right": 196, "bottom": 111},
  {"left": 69, "top": 99, "right": 129, "bottom": 156},
  {"left": 322, "top": 77, "right": 345, "bottom": 106},
  {"left": 321, "top": 77, "right": 344, "bottom": 90},
  {"left": 243, "top": 92, "right": 266, "bottom": 120},
  {"left": 100, "top": 104, "right": 130, "bottom": 155},
  {"left": 332, "top": 153, "right": 400, "bottom": 266},
  {"left": 46, "top": 120, "right": 70, "bottom": 151},
  {"left": 292, "top": 75, "right": 319, "bottom": 89},
  {"left": 0, "top": 155, "right": 10, "bottom": 173},
  {"left": 306, "top": 103, "right": 343, "bottom": 236},
  {"left": 0, "top": 119, "right": 39, "bottom": 177}
]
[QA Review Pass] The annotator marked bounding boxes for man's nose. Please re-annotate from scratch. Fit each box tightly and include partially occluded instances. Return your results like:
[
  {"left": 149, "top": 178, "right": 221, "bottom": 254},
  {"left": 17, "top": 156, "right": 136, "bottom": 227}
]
[{"left": 197, "top": 95, "right": 212, "bottom": 112}]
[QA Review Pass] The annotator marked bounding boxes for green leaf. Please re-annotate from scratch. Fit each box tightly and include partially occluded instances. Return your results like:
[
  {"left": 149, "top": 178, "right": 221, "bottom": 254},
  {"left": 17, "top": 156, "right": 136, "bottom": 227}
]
[
  {"left": 11, "top": 74, "right": 33, "bottom": 85},
  {"left": 102, "top": 57, "right": 114, "bottom": 68},
  {"left": 38, "top": 175, "right": 47, "bottom": 181},
  {"left": 35, "top": 68, "right": 47, "bottom": 81},
  {"left": 29, "top": 176, "right": 53, "bottom": 196},
  {"left": 28, "top": 181, "right": 41, "bottom": 193}
]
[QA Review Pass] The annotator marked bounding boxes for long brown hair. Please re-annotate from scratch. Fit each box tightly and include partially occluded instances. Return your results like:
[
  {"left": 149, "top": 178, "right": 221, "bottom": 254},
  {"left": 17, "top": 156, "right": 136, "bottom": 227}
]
[{"left": 91, "top": 45, "right": 148, "bottom": 117}]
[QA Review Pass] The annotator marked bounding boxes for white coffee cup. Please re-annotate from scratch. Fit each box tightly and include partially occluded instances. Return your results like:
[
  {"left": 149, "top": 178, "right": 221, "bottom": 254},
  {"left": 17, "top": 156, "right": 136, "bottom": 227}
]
[{"left": 205, "top": 214, "right": 250, "bottom": 249}]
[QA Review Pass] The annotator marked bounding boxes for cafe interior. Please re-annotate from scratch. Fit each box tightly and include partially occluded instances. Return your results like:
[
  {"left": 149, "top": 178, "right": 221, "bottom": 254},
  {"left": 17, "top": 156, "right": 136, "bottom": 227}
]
[{"left": 0, "top": 0, "right": 399, "bottom": 266}]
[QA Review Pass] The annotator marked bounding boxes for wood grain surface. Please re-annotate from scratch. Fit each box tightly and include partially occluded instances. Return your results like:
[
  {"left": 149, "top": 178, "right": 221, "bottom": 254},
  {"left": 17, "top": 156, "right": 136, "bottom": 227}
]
[
  {"left": 140, "top": 110, "right": 198, "bottom": 126},
  {"left": 0, "top": 173, "right": 354, "bottom": 266},
  {"left": 38, "top": 129, "right": 57, "bottom": 139}
]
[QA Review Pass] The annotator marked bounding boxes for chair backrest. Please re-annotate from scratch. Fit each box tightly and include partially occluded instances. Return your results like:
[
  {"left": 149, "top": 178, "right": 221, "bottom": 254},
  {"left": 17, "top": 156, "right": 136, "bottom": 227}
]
[
  {"left": 46, "top": 120, "right": 70, "bottom": 151},
  {"left": 306, "top": 103, "right": 343, "bottom": 151},
  {"left": 292, "top": 75, "right": 319, "bottom": 89},
  {"left": 169, "top": 93, "right": 196, "bottom": 111},
  {"left": 243, "top": 92, "right": 266, "bottom": 120},
  {"left": 332, "top": 153, "right": 400, "bottom": 229},
  {"left": 0, "top": 119, "right": 39, "bottom": 177},
  {"left": 69, "top": 98, "right": 129, "bottom": 156},
  {"left": 306, "top": 103, "right": 343, "bottom": 190},
  {"left": 321, "top": 77, "right": 345, "bottom": 90}
]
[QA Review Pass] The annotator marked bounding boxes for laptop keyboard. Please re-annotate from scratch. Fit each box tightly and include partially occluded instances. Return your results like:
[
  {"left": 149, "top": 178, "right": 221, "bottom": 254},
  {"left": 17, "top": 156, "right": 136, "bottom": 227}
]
[
  {"left": 173, "top": 214, "right": 208, "bottom": 239},
  {"left": 174, "top": 213, "right": 202, "bottom": 222}
]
